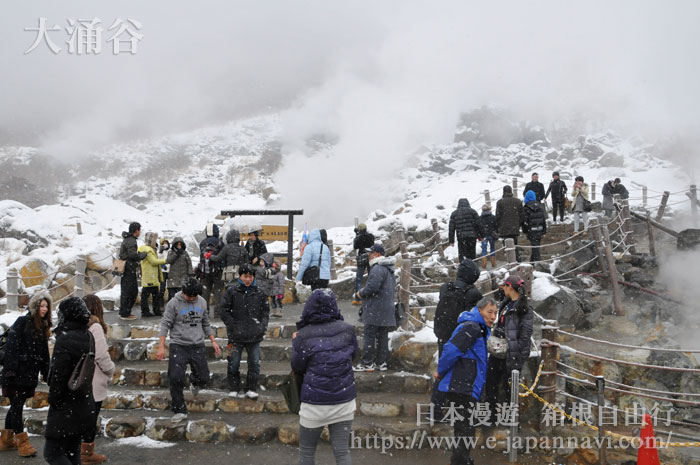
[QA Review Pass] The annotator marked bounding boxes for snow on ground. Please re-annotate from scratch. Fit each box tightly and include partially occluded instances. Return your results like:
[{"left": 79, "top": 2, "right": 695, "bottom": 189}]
[{"left": 112, "top": 436, "right": 176, "bottom": 449}]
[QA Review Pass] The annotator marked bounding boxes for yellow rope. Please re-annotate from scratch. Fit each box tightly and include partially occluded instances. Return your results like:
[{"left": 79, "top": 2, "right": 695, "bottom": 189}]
[{"left": 518, "top": 361, "right": 544, "bottom": 398}]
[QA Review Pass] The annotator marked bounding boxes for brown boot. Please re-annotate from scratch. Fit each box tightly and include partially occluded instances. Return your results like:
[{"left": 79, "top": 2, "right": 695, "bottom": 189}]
[
  {"left": 480, "top": 257, "right": 487, "bottom": 268},
  {"left": 490, "top": 256, "right": 497, "bottom": 268},
  {"left": 81, "top": 442, "right": 107, "bottom": 464},
  {"left": 14, "top": 432, "right": 36, "bottom": 457},
  {"left": 0, "top": 429, "right": 17, "bottom": 451}
]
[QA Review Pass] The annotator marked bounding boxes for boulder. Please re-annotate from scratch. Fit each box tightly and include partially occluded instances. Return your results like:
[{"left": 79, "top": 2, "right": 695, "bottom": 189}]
[
  {"left": 580, "top": 143, "right": 604, "bottom": 161},
  {"left": 186, "top": 397, "right": 217, "bottom": 413},
  {"left": 278, "top": 422, "right": 300, "bottom": 445},
  {"left": 146, "top": 419, "right": 187, "bottom": 441},
  {"left": 123, "top": 341, "right": 148, "bottom": 361},
  {"left": 218, "top": 397, "right": 265, "bottom": 414},
  {"left": 393, "top": 340, "right": 438, "bottom": 372},
  {"left": 19, "top": 258, "right": 51, "bottom": 287},
  {"left": 105, "top": 416, "right": 146, "bottom": 438},
  {"left": 598, "top": 152, "right": 624, "bottom": 168},
  {"left": 233, "top": 425, "right": 277, "bottom": 444},
  {"left": 359, "top": 401, "right": 402, "bottom": 417},
  {"left": 329, "top": 276, "right": 355, "bottom": 300},
  {"left": 108, "top": 324, "right": 131, "bottom": 339},
  {"left": 131, "top": 326, "right": 159, "bottom": 338},
  {"left": 534, "top": 289, "right": 586, "bottom": 328},
  {"left": 25, "top": 418, "right": 46, "bottom": 435},
  {"left": 185, "top": 420, "right": 230, "bottom": 443}
]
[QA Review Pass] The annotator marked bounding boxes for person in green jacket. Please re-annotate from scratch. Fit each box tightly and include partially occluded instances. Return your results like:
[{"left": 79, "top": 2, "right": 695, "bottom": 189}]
[{"left": 139, "top": 232, "right": 166, "bottom": 317}]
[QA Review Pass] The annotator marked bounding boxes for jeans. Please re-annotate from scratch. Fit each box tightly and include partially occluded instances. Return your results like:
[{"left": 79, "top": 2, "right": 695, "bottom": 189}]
[
  {"left": 83, "top": 401, "right": 102, "bottom": 443},
  {"left": 227, "top": 341, "right": 261, "bottom": 392},
  {"left": 552, "top": 200, "right": 565, "bottom": 222},
  {"left": 480, "top": 237, "right": 496, "bottom": 257},
  {"left": 446, "top": 394, "right": 476, "bottom": 465},
  {"left": 5, "top": 393, "right": 29, "bottom": 433},
  {"left": 44, "top": 435, "right": 82, "bottom": 465},
  {"left": 119, "top": 271, "right": 138, "bottom": 317},
  {"left": 457, "top": 238, "right": 477, "bottom": 261},
  {"left": 141, "top": 285, "right": 162, "bottom": 316},
  {"left": 501, "top": 235, "right": 520, "bottom": 262},
  {"left": 168, "top": 344, "right": 210, "bottom": 414},
  {"left": 299, "top": 420, "right": 352, "bottom": 465},
  {"left": 528, "top": 235, "right": 542, "bottom": 262},
  {"left": 573, "top": 211, "right": 589, "bottom": 232},
  {"left": 355, "top": 259, "right": 370, "bottom": 292},
  {"left": 201, "top": 275, "right": 224, "bottom": 314},
  {"left": 361, "top": 324, "right": 389, "bottom": 366}
]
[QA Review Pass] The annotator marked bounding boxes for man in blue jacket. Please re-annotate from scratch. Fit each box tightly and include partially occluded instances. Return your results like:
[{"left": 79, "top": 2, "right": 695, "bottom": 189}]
[{"left": 435, "top": 297, "right": 498, "bottom": 465}]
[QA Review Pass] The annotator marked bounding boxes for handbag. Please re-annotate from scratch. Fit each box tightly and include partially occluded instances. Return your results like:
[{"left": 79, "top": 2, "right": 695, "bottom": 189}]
[
  {"left": 301, "top": 244, "right": 324, "bottom": 286},
  {"left": 67, "top": 332, "right": 95, "bottom": 394},
  {"left": 278, "top": 371, "right": 304, "bottom": 414},
  {"left": 583, "top": 199, "right": 593, "bottom": 213},
  {"left": 111, "top": 259, "right": 126, "bottom": 276},
  {"left": 487, "top": 327, "right": 508, "bottom": 359}
]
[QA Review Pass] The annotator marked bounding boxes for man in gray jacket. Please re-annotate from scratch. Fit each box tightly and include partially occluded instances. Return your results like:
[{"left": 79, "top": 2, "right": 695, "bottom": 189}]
[
  {"left": 353, "top": 244, "right": 396, "bottom": 372},
  {"left": 156, "top": 277, "right": 221, "bottom": 423}
]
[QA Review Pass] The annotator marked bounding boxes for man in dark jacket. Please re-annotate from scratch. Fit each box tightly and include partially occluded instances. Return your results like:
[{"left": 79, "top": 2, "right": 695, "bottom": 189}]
[
  {"left": 496, "top": 186, "right": 523, "bottom": 262},
  {"left": 449, "top": 198, "right": 482, "bottom": 262},
  {"left": 353, "top": 244, "right": 395, "bottom": 372},
  {"left": 545, "top": 171, "right": 568, "bottom": 223},
  {"left": 219, "top": 264, "right": 270, "bottom": 399},
  {"left": 522, "top": 190, "right": 547, "bottom": 262},
  {"left": 245, "top": 230, "right": 268, "bottom": 265},
  {"left": 613, "top": 178, "right": 629, "bottom": 200},
  {"left": 433, "top": 259, "right": 483, "bottom": 356},
  {"left": 352, "top": 223, "right": 375, "bottom": 304},
  {"left": 166, "top": 237, "right": 193, "bottom": 302},
  {"left": 483, "top": 275, "right": 534, "bottom": 422},
  {"left": 478, "top": 204, "right": 498, "bottom": 268},
  {"left": 119, "top": 222, "right": 147, "bottom": 320},
  {"left": 198, "top": 224, "right": 225, "bottom": 314},
  {"left": 435, "top": 297, "right": 498, "bottom": 465},
  {"left": 522, "top": 172, "right": 546, "bottom": 202},
  {"left": 210, "top": 229, "right": 249, "bottom": 284}
]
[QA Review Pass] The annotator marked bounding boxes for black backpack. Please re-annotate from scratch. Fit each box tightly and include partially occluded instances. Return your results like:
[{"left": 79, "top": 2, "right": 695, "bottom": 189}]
[{"left": 434, "top": 283, "right": 471, "bottom": 341}]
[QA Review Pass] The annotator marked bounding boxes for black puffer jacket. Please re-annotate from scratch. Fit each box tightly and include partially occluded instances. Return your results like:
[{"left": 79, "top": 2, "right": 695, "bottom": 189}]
[
  {"left": 45, "top": 297, "right": 96, "bottom": 439},
  {"left": 522, "top": 181, "right": 546, "bottom": 201},
  {"left": 496, "top": 193, "right": 523, "bottom": 237},
  {"left": 0, "top": 295, "right": 50, "bottom": 391},
  {"left": 478, "top": 211, "right": 498, "bottom": 238},
  {"left": 246, "top": 235, "right": 268, "bottom": 264},
  {"left": 613, "top": 183, "right": 629, "bottom": 200},
  {"left": 211, "top": 229, "right": 249, "bottom": 269},
  {"left": 545, "top": 179, "right": 568, "bottom": 202},
  {"left": 522, "top": 201, "right": 547, "bottom": 239},
  {"left": 449, "top": 199, "right": 482, "bottom": 242},
  {"left": 433, "top": 260, "right": 483, "bottom": 341},
  {"left": 353, "top": 230, "right": 375, "bottom": 253},
  {"left": 219, "top": 281, "right": 270, "bottom": 343},
  {"left": 119, "top": 232, "right": 143, "bottom": 273},
  {"left": 495, "top": 297, "right": 534, "bottom": 372}
]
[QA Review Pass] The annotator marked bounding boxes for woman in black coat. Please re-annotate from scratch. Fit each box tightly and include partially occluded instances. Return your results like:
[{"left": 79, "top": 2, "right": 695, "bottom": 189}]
[
  {"left": 0, "top": 292, "right": 52, "bottom": 457},
  {"left": 43, "top": 297, "right": 96, "bottom": 465}
]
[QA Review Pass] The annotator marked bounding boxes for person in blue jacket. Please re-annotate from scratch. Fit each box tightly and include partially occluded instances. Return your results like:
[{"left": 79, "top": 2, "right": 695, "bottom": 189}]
[
  {"left": 435, "top": 297, "right": 498, "bottom": 465},
  {"left": 296, "top": 229, "right": 331, "bottom": 290}
]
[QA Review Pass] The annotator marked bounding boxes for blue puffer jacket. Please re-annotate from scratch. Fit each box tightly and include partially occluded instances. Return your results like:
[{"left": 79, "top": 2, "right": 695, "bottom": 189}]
[
  {"left": 437, "top": 307, "right": 490, "bottom": 400},
  {"left": 296, "top": 229, "right": 331, "bottom": 281},
  {"left": 291, "top": 289, "right": 357, "bottom": 405}
]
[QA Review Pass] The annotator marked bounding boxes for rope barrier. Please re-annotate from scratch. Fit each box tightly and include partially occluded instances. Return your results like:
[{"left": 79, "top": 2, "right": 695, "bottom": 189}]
[
  {"left": 560, "top": 344, "right": 700, "bottom": 373},
  {"left": 558, "top": 331, "right": 700, "bottom": 353},
  {"left": 518, "top": 361, "right": 544, "bottom": 398}
]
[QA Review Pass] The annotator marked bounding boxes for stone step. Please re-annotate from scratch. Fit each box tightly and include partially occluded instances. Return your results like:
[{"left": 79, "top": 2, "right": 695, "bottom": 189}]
[
  {"left": 10, "top": 385, "right": 430, "bottom": 419},
  {"left": 19, "top": 409, "right": 459, "bottom": 446},
  {"left": 106, "top": 360, "right": 433, "bottom": 394}
]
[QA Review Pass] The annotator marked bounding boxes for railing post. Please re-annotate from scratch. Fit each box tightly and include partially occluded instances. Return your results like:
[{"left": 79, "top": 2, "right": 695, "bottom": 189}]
[
  {"left": 509, "top": 369, "right": 520, "bottom": 463},
  {"left": 430, "top": 218, "right": 445, "bottom": 260},
  {"left": 596, "top": 376, "right": 607, "bottom": 465},
  {"left": 75, "top": 255, "right": 87, "bottom": 298},
  {"left": 590, "top": 219, "right": 608, "bottom": 279},
  {"left": 328, "top": 240, "right": 337, "bottom": 280},
  {"left": 512, "top": 178, "right": 518, "bottom": 198},
  {"left": 656, "top": 191, "right": 670, "bottom": 222},
  {"left": 505, "top": 238, "right": 516, "bottom": 265},
  {"left": 484, "top": 189, "right": 491, "bottom": 206},
  {"left": 601, "top": 223, "right": 624, "bottom": 315},
  {"left": 591, "top": 182, "right": 596, "bottom": 201},
  {"left": 539, "top": 320, "right": 559, "bottom": 433},
  {"left": 399, "top": 258, "right": 411, "bottom": 331},
  {"left": 6, "top": 269, "right": 19, "bottom": 313},
  {"left": 690, "top": 185, "right": 698, "bottom": 226},
  {"left": 642, "top": 186, "right": 648, "bottom": 207},
  {"left": 646, "top": 211, "right": 656, "bottom": 257},
  {"left": 398, "top": 229, "right": 408, "bottom": 257},
  {"left": 76, "top": 222, "right": 83, "bottom": 235},
  {"left": 621, "top": 199, "right": 636, "bottom": 255}
]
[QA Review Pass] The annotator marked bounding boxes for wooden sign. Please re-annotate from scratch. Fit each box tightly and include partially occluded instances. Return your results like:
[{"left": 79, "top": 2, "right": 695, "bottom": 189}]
[{"left": 241, "top": 225, "right": 288, "bottom": 242}]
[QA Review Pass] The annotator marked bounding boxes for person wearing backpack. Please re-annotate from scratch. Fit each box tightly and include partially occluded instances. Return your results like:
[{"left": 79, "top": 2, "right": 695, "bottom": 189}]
[
  {"left": 296, "top": 229, "right": 331, "bottom": 290},
  {"left": 448, "top": 198, "right": 482, "bottom": 262},
  {"left": 197, "top": 223, "right": 225, "bottom": 313},
  {"left": 0, "top": 292, "right": 52, "bottom": 457},
  {"left": 44, "top": 297, "right": 96, "bottom": 465},
  {"left": 166, "top": 237, "right": 194, "bottom": 303},
  {"left": 478, "top": 204, "right": 498, "bottom": 269},
  {"left": 522, "top": 190, "right": 547, "bottom": 263},
  {"left": 210, "top": 228, "right": 249, "bottom": 285}
]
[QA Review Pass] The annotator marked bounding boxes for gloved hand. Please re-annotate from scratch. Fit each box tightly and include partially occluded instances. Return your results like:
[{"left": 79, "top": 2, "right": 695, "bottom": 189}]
[
  {"left": 204, "top": 251, "right": 212, "bottom": 259},
  {"left": 138, "top": 252, "right": 147, "bottom": 260},
  {"left": 276, "top": 294, "right": 284, "bottom": 300}
]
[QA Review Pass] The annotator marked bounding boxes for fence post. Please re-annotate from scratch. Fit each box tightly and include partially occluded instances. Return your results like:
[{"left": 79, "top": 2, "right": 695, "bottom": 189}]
[
  {"left": 512, "top": 178, "right": 518, "bottom": 198},
  {"left": 656, "top": 191, "right": 670, "bottom": 222},
  {"left": 646, "top": 211, "right": 656, "bottom": 258},
  {"left": 76, "top": 222, "right": 83, "bottom": 235},
  {"left": 75, "top": 255, "right": 87, "bottom": 299},
  {"left": 601, "top": 223, "right": 624, "bottom": 316},
  {"left": 505, "top": 238, "right": 516, "bottom": 265},
  {"left": 591, "top": 182, "right": 596, "bottom": 201},
  {"left": 620, "top": 199, "right": 636, "bottom": 254},
  {"left": 539, "top": 320, "right": 559, "bottom": 433},
  {"left": 690, "top": 185, "right": 698, "bottom": 226},
  {"left": 509, "top": 369, "right": 520, "bottom": 463},
  {"left": 589, "top": 219, "right": 608, "bottom": 280},
  {"left": 5, "top": 269, "right": 19, "bottom": 313},
  {"left": 642, "top": 186, "right": 648, "bottom": 207},
  {"left": 354, "top": 217, "right": 359, "bottom": 229},
  {"left": 596, "top": 376, "right": 607, "bottom": 465},
  {"left": 398, "top": 229, "right": 408, "bottom": 256},
  {"left": 430, "top": 218, "right": 445, "bottom": 260},
  {"left": 399, "top": 258, "right": 411, "bottom": 331},
  {"left": 328, "top": 240, "right": 337, "bottom": 280},
  {"left": 484, "top": 189, "right": 491, "bottom": 206}
]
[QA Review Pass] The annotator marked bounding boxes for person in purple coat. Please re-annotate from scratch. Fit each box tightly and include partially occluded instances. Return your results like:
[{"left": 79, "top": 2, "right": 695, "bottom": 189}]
[{"left": 291, "top": 289, "right": 357, "bottom": 465}]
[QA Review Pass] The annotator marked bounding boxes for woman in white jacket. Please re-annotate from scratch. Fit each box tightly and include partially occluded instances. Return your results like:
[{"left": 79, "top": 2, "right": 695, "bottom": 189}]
[{"left": 81, "top": 295, "right": 115, "bottom": 464}]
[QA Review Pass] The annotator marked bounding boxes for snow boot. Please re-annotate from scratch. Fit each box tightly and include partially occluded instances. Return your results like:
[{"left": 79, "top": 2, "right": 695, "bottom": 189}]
[
  {"left": 81, "top": 442, "right": 107, "bottom": 464},
  {"left": 480, "top": 257, "right": 487, "bottom": 268},
  {"left": 14, "top": 432, "right": 36, "bottom": 457},
  {"left": 490, "top": 256, "right": 497, "bottom": 268},
  {"left": 0, "top": 429, "right": 17, "bottom": 451}
]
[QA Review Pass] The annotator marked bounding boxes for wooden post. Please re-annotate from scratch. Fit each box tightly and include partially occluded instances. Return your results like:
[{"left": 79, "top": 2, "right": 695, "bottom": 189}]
[
  {"left": 620, "top": 199, "right": 636, "bottom": 254},
  {"left": 690, "top": 185, "right": 698, "bottom": 226},
  {"left": 642, "top": 186, "right": 648, "bottom": 207},
  {"left": 328, "top": 239, "right": 337, "bottom": 280},
  {"left": 5, "top": 269, "right": 19, "bottom": 313},
  {"left": 430, "top": 218, "right": 445, "bottom": 260},
  {"left": 656, "top": 191, "right": 670, "bottom": 222},
  {"left": 398, "top": 229, "right": 408, "bottom": 257},
  {"left": 484, "top": 189, "right": 491, "bottom": 206},
  {"left": 601, "top": 222, "right": 624, "bottom": 315},
  {"left": 75, "top": 255, "right": 87, "bottom": 298},
  {"left": 509, "top": 369, "right": 520, "bottom": 463},
  {"left": 512, "top": 178, "right": 518, "bottom": 198},
  {"left": 539, "top": 321, "right": 559, "bottom": 433},
  {"left": 505, "top": 238, "right": 516, "bottom": 264},
  {"left": 399, "top": 258, "right": 411, "bottom": 330},
  {"left": 646, "top": 211, "right": 656, "bottom": 257},
  {"left": 596, "top": 376, "right": 608, "bottom": 465},
  {"left": 76, "top": 222, "right": 83, "bottom": 235},
  {"left": 590, "top": 219, "right": 609, "bottom": 279},
  {"left": 287, "top": 214, "right": 294, "bottom": 280},
  {"left": 515, "top": 264, "right": 534, "bottom": 297},
  {"left": 591, "top": 182, "right": 596, "bottom": 201},
  {"left": 354, "top": 217, "right": 359, "bottom": 229}
]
